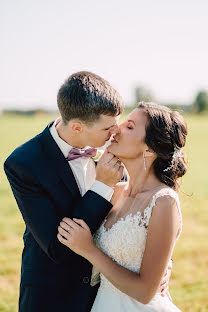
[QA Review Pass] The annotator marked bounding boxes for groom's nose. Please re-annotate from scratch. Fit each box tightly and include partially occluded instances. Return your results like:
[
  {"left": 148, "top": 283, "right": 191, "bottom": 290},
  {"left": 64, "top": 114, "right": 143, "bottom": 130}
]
[{"left": 110, "top": 125, "right": 120, "bottom": 135}]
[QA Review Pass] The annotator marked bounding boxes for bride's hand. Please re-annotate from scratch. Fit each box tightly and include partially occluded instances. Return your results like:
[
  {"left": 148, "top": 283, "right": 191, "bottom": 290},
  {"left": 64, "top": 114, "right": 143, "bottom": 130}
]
[{"left": 57, "top": 217, "right": 96, "bottom": 257}]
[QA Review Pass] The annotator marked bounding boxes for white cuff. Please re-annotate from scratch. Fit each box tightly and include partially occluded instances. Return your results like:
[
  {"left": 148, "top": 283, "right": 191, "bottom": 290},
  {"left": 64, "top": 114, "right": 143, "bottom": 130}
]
[{"left": 90, "top": 180, "right": 114, "bottom": 202}]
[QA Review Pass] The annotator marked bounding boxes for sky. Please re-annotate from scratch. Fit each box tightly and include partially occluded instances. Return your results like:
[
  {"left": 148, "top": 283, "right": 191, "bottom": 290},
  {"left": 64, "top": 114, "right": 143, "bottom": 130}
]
[{"left": 1, "top": 0, "right": 208, "bottom": 110}]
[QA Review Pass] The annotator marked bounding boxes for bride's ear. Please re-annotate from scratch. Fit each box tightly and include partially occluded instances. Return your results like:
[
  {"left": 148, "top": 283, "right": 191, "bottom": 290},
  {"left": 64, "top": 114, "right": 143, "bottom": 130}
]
[{"left": 143, "top": 147, "right": 155, "bottom": 158}]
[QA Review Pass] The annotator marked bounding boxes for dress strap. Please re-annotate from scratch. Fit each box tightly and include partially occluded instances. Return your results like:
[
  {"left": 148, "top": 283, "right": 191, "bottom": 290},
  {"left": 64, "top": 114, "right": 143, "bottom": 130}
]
[{"left": 144, "top": 188, "right": 182, "bottom": 239}]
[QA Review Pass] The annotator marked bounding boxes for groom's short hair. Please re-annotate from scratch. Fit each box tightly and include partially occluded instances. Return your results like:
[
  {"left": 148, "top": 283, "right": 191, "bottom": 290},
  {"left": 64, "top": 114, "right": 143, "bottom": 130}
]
[{"left": 57, "top": 71, "right": 124, "bottom": 124}]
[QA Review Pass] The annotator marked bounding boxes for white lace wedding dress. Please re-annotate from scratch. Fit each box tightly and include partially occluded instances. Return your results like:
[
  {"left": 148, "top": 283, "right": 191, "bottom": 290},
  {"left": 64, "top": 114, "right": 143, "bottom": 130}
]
[{"left": 90, "top": 188, "right": 182, "bottom": 312}]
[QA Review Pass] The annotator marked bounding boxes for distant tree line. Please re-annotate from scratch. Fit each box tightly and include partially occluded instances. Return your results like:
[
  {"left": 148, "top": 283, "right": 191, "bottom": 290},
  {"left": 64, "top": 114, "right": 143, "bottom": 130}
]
[
  {"left": 1, "top": 109, "right": 57, "bottom": 116},
  {"left": 1, "top": 88, "right": 208, "bottom": 116},
  {"left": 131, "top": 86, "right": 208, "bottom": 113}
]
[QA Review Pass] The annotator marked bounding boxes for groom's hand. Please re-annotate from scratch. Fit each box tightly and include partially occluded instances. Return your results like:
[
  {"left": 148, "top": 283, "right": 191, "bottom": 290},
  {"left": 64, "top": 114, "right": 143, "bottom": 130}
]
[
  {"left": 96, "top": 150, "right": 124, "bottom": 188},
  {"left": 159, "top": 259, "right": 173, "bottom": 300}
]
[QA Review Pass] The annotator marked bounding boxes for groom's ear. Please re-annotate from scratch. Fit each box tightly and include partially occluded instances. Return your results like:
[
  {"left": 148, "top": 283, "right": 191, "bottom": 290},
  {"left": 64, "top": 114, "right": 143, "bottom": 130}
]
[{"left": 71, "top": 120, "right": 83, "bottom": 133}]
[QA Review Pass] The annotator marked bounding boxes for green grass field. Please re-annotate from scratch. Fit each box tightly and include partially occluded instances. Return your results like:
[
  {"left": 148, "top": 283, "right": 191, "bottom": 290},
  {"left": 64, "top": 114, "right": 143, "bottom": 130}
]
[{"left": 0, "top": 113, "right": 208, "bottom": 311}]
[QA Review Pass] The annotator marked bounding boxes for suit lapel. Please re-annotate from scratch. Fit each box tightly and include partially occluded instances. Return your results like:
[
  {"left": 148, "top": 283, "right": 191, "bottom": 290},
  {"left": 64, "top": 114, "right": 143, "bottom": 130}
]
[{"left": 40, "top": 122, "right": 80, "bottom": 197}]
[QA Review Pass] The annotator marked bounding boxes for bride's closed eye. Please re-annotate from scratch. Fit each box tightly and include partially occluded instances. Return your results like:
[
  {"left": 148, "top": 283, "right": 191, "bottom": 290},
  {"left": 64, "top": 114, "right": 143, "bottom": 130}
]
[
  {"left": 127, "top": 126, "right": 133, "bottom": 129},
  {"left": 127, "top": 122, "right": 134, "bottom": 130}
]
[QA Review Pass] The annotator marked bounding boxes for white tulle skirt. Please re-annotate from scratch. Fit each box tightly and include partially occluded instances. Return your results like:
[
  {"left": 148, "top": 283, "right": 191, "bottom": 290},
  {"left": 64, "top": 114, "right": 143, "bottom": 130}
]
[{"left": 91, "top": 282, "right": 181, "bottom": 312}]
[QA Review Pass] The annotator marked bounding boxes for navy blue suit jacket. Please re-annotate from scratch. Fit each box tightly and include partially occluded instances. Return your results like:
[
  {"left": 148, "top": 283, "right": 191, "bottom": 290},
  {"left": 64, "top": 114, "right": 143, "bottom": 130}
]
[{"left": 4, "top": 122, "right": 112, "bottom": 312}]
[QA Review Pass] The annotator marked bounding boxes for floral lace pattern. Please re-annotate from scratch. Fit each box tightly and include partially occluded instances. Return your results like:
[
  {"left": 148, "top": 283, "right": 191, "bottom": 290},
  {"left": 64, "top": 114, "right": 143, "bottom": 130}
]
[{"left": 91, "top": 188, "right": 182, "bottom": 290}]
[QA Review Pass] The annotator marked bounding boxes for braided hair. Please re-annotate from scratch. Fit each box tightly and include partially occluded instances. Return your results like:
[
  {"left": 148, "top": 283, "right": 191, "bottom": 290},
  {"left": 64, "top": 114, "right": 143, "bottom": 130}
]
[{"left": 138, "top": 102, "right": 187, "bottom": 190}]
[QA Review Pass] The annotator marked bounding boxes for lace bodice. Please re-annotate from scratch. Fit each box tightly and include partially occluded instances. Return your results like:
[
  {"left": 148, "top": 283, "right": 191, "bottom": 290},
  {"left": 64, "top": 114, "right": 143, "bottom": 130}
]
[{"left": 91, "top": 188, "right": 182, "bottom": 290}]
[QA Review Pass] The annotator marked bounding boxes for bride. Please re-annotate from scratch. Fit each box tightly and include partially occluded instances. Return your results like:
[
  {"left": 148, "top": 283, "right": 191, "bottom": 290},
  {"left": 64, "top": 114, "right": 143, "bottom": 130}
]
[{"left": 57, "top": 102, "right": 187, "bottom": 311}]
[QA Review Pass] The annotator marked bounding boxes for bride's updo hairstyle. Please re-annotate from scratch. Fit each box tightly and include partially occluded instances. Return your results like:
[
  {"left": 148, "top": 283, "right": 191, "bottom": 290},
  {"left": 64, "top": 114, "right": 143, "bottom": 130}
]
[{"left": 138, "top": 102, "right": 187, "bottom": 190}]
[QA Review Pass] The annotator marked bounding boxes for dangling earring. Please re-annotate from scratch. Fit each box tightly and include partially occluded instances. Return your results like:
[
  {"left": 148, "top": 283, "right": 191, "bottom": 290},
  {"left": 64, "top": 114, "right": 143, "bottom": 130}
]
[{"left": 143, "top": 152, "right": 147, "bottom": 171}]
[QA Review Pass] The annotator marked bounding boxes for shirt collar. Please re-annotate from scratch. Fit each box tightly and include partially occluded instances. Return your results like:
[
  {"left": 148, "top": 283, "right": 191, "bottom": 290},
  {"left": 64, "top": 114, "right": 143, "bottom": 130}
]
[{"left": 50, "top": 118, "right": 94, "bottom": 159}]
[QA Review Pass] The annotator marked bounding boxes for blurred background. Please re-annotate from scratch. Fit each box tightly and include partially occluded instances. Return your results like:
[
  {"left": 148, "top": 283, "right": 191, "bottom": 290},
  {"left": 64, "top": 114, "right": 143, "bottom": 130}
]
[{"left": 1, "top": 0, "right": 208, "bottom": 311}]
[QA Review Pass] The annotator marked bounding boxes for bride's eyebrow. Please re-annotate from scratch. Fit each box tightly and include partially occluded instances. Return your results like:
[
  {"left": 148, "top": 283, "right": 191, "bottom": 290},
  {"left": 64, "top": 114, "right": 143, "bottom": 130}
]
[{"left": 127, "top": 120, "right": 136, "bottom": 125}]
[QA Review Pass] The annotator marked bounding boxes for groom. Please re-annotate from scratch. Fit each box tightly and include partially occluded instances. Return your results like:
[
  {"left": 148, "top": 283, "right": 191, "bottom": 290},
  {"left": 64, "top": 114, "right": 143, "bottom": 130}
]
[{"left": 4, "top": 71, "right": 124, "bottom": 312}]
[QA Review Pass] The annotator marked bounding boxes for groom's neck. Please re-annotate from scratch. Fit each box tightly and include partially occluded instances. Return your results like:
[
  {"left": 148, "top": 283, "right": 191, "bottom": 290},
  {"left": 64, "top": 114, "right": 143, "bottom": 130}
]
[{"left": 56, "top": 121, "right": 85, "bottom": 149}]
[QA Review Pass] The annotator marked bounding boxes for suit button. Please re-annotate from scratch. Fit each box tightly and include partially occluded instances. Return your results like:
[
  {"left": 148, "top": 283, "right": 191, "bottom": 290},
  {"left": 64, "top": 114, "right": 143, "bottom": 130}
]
[{"left": 83, "top": 276, "right": 89, "bottom": 284}]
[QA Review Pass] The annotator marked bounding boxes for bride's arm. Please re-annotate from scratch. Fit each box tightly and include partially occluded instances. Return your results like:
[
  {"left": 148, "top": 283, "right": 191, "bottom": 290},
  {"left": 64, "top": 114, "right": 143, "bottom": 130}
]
[{"left": 58, "top": 196, "right": 180, "bottom": 304}]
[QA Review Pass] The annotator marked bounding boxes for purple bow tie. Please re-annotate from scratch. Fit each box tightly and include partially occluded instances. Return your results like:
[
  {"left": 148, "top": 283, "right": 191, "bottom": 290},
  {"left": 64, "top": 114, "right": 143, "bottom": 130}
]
[{"left": 66, "top": 147, "right": 97, "bottom": 161}]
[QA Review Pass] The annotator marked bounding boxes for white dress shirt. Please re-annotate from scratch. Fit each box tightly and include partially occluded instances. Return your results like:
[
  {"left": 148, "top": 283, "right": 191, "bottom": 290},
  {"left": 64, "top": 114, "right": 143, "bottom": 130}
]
[{"left": 50, "top": 119, "right": 114, "bottom": 201}]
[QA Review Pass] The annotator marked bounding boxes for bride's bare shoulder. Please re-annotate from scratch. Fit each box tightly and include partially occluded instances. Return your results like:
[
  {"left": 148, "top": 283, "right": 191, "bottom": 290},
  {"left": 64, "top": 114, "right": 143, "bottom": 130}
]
[{"left": 111, "top": 182, "right": 128, "bottom": 205}]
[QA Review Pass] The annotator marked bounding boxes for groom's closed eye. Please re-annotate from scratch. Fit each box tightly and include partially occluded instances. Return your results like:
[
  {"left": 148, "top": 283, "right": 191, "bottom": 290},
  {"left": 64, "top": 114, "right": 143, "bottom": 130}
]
[{"left": 103, "top": 126, "right": 114, "bottom": 131}]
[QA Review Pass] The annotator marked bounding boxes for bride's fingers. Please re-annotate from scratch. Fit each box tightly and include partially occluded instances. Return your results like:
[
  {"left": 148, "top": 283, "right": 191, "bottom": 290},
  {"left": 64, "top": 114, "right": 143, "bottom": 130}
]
[
  {"left": 57, "top": 233, "right": 71, "bottom": 247},
  {"left": 62, "top": 217, "right": 80, "bottom": 230},
  {"left": 60, "top": 221, "right": 74, "bottom": 232},
  {"left": 118, "top": 165, "right": 124, "bottom": 176},
  {"left": 113, "top": 160, "right": 121, "bottom": 169},
  {"left": 73, "top": 218, "right": 90, "bottom": 231},
  {"left": 58, "top": 226, "right": 71, "bottom": 239}
]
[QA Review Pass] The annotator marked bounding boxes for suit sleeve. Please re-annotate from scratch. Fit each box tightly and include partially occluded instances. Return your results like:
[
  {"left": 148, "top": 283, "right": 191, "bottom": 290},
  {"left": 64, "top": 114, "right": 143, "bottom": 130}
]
[{"left": 4, "top": 157, "right": 112, "bottom": 264}]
